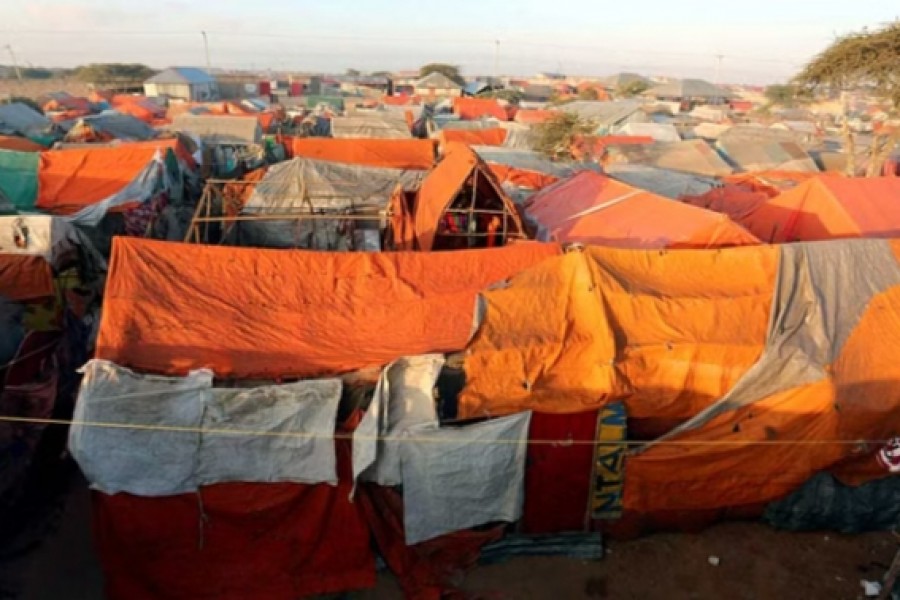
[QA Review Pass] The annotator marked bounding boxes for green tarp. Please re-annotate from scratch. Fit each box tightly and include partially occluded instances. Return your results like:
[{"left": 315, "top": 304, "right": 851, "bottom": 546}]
[
  {"left": 0, "top": 150, "right": 39, "bottom": 213},
  {"left": 304, "top": 95, "right": 345, "bottom": 111}
]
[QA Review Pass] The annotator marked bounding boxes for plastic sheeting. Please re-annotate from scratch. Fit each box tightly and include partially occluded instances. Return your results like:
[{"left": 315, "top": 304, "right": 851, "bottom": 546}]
[
  {"left": 607, "top": 139, "right": 733, "bottom": 177},
  {"left": 401, "top": 411, "right": 532, "bottom": 545},
  {"left": 64, "top": 113, "right": 157, "bottom": 142},
  {"left": 0, "top": 254, "right": 54, "bottom": 301},
  {"left": 96, "top": 237, "right": 560, "bottom": 379},
  {"left": 605, "top": 164, "right": 718, "bottom": 199},
  {"left": 353, "top": 354, "right": 445, "bottom": 486},
  {"left": 330, "top": 115, "right": 412, "bottom": 139},
  {"left": 70, "top": 360, "right": 341, "bottom": 496},
  {"left": 615, "top": 122, "right": 681, "bottom": 143},
  {"left": 286, "top": 137, "right": 436, "bottom": 170},
  {"left": 0, "top": 215, "right": 78, "bottom": 265},
  {"left": 0, "top": 103, "right": 53, "bottom": 138},
  {"left": 0, "top": 150, "right": 39, "bottom": 212},
  {"left": 171, "top": 114, "right": 262, "bottom": 146}
]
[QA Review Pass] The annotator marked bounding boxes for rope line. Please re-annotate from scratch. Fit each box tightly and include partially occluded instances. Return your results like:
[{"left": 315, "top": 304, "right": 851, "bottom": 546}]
[{"left": 0, "top": 415, "right": 889, "bottom": 447}]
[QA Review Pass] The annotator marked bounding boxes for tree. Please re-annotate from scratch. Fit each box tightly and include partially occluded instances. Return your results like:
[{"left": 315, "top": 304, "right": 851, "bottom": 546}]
[
  {"left": 477, "top": 88, "right": 523, "bottom": 104},
  {"left": 418, "top": 63, "right": 464, "bottom": 86},
  {"left": 73, "top": 63, "right": 157, "bottom": 83},
  {"left": 793, "top": 21, "right": 899, "bottom": 176},
  {"left": 533, "top": 112, "right": 597, "bottom": 160},
  {"left": 371, "top": 71, "right": 393, "bottom": 78},
  {"left": 578, "top": 88, "right": 600, "bottom": 101},
  {"left": 616, "top": 80, "right": 650, "bottom": 98},
  {"left": 345, "top": 68, "right": 361, "bottom": 76},
  {"left": 764, "top": 84, "right": 801, "bottom": 106}
]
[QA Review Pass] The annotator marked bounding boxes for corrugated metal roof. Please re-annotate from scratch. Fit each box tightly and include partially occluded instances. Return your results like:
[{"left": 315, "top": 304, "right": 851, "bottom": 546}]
[{"left": 145, "top": 67, "right": 216, "bottom": 85}]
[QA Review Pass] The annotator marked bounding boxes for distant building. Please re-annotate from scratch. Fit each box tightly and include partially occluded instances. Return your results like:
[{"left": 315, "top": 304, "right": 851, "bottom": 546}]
[
  {"left": 413, "top": 72, "right": 463, "bottom": 99},
  {"left": 535, "top": 72, "right": 566, "bottom": 82},
  {"left": 144, "top": 67, "right": 219, "bottom": 101}
]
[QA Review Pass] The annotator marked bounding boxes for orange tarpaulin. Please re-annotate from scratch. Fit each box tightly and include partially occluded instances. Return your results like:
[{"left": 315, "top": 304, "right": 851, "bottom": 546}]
[
  {"left": 112, "top": 97, "right": 166, "bottom": 124},
  {"left": 0, "top": 135, "right": 44, "bottom": 152},
  {"left": 460, "top": 239, "right": 900, "bottom": 513},
  {"left": 524, "top": 171, "right": 759, "bottom": 249},
  {"left": 452, "top": 98, "right": 508, "bottom": 121},
  {"left": 36, "top": 145, "right": 161, "bottom": 215},
  {"left": 571, "top": 135, "right": 654, "bottom": 161},
  {"left": 514, "top": 109, "right": 558, "bottom": 125},
  {"left": 739, "top": 176, "right": 900, "bottom": 242},
  {"left": 95, "top": 237, "right": 559, "bottom": 379},
  {"left": 0, "top": 255, "right": 54, "bottom": 301},
  {"left": 681, "top": 185, "right": 770, "bottom": 224},
  {"left": 722, "top": 170, "right": 817, "bottom": 198},
  {"left": 437, "top": 128, "right": 508, "bottom": 148},
  {"left": 286, "top": 137, "right": 436, "bottom": 170},
  {"left": 487, "top": 164, "right": 559, "bottom": 191}
]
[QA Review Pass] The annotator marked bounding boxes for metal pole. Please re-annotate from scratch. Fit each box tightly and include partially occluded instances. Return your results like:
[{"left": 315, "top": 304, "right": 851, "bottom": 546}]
[
  {"left": 201, "top": 31, "right": 211, "bottom": 71},
  {"left": 5, "top": 45, "right": 22, "bottom": 81}
]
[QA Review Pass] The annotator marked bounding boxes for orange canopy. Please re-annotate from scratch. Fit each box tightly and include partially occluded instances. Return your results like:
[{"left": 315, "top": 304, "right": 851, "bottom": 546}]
[
  {"left": 452, "top": 98, "right": 508, "bottom": 121},
  {"left": 286, "top": 137, "right": 436, "bottom": 170},
  {"left": 722, "top": 170, "right": 817, "bottom": 198},
  {"left": 437, "top": 128, "right": 508, "bottom": 148},
  {"left": 460, "top": 240, "right": 900, "bottom": 513},
  {"left": 112, "top": 97, "right": 166, "bottom": 124},
  {"left": 514, "top": 109, "right": 558, "bottom": 125},
  {"left": 487, "top": 164, "right": 559, "bottom": 191},
  {"left": 37, "top": 145, "right": 161, "bottom": 215},
  {"left": 0, "top": 254, "right": 54, "bottom": 301},
  {"left": 524, "top": 171, "right": 760, "bottom": 249},
  {"left": 740, "top": 176, "right": 900, "bottom": 242},
  {"left": 571, "top": 135, "right": 653, "bottom": 161},
  {"left": 44, "top": 96, "right": 91, "bottom": 113},
  {"left": 95, "top": 238, "right": 559, "bottom": 378},
  {"left": 0, "top": 135, "right": 44, "bottom": 152}
]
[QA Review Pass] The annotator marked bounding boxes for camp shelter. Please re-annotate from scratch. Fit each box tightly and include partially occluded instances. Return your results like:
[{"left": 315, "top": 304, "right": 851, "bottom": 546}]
[
  {"left": 437, "top": 128, "right": 508, "bottom": 149},
  {"left": 570, "top": 135, "right": 654, "bottom": 161},
  {"left": 111, "top": 96, "right": 166, "bottom": 124},
  {"left": 560, "top": 101, "right": 647, "bottom": 133},
  {"left": 681, "top": 185, "right": 771, "bottom": 224},
  {"left": 615, "top": 122, "right": 681, "bottom": 143},
  {"left": 645, "top": 78, "right": 733, "bottom": 102},
  {"left": 0, "top": 214, "right": 81, "bottom": 267},
  {"left": 95, "top": 237, "right": 559, "bottom": 378},
  {"left": 514, "top": 109, "right": 557, "bottom": 125},
  {"left": 63, "top": 113, "right": 157, "bottom": 143},
  {"left": 0, "top": 103, "right": 56, "bottom": 145},
  {"left": 0, "top": 135, "right": 44, "bottom": 152},
  {"left": 472, "top": 145, "right": 589, "bottom": 197},
  {"left": 716, "top": 125, "right": 819, "bottom": 173},
  {"left": 605, "top": 164, "right": 718, "bottom": 199},
  {"left": 411, "top": 142, "right": 527, "bottom": 251},
  {"left": 330, "top": 115, "right": 412, "bottom": 139},
  {"left": 171, "top": 114, "right": 262, "bottom": 146},
  {"left": 692, "top": 122, "right": 732, "bottom": 141},
  {"left": 459, "top": 238, "right": 900, "bottom": 517},
  {"left": 304, "top": 95, "right": 345, "bottom": 111},
  {"left": 0, "top": 150, "right": 39, "bottom": 212},
  {"left": 606, "top": 139, "right": 734, "bottom": 177},
  {"left": 0, "top": 254, "right": 54, "bottom": 301},
  {"left": 523, "top": 171, "right": 758, "bottom": 249},
  {"left": 36, "top": 145, "right": 173, "bottom": 220},
  {"left": 453, "top": 97, "right": 508, "bottom": 121},
  {"left": 737, "top": 176, "right": 900, "bottom": 243},
  {"left": 229, "top": 157, "right": 426, "bottom": 249},
  {"left": 286, "top": 137, "right": 436, "bottom": 170}
]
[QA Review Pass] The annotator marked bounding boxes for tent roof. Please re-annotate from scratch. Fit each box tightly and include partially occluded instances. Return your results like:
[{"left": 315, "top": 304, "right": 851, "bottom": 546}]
[
  {"left": 95, "top": 237, "right": 559, "bottom": 378},
  {"left": 287, "top": 137, "right": 435, "bottom": 170},
  {"left": 646, "top": 78, "right": 734, "bottom": 99},
  {"left": 616, "top": 122, "right": 681, "bottom": 143},
  {"left": 605, "top": 164, "right": 718, "bottom": 199},
  {"left": 414, "top": 72, "right": 462, "bottom": 89},
  {"left": 145, "top": 67, "right": 215, "bottom": 85},
  {"left": 330, "top": 115, "right": 411, "bottom": 139},
  {"left": 0, "top": 254, "right": 54, "bottom": 301},
  {"left": 600, "top": 72, "right": 651, "bottom": 88},
  {"left": 561, "top": 100, "right": 643, "bottom": 127},
  {"left": 0, "top": 103, "right": 52, "bottom": 137},
  {"left": 523, "top": 171, "right": 758, "bottom": 249},
  {"left": 66, "top": 112, "right": 157, "bottom": 141},
  {"left": 170, "top": 114, "right": 261, "bottom": 145},
  {"left": 740, "top": 176, "right": 900, "bottom": 243},
  {"left": 608, "top": 139, "right": 734, "bottom": 177}
]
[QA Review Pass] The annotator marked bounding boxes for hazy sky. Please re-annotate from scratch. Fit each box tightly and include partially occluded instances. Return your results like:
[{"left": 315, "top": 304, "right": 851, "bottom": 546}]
[{"left": 0, "top": 0, "right": 896, "bottom": 84}]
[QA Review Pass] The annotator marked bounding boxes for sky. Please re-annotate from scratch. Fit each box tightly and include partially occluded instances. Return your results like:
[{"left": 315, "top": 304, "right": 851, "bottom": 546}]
[{"left": 0, "top": 0, "right": 897, "bottom": 84}]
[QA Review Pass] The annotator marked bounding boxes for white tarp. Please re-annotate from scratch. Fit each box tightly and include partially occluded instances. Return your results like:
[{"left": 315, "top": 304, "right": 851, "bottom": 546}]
[
  {"left": 353, "top": 355, "right": 445, "bottom": 487},
  {"left": 331, "top": 115, "right": 412, "bottom": 139},
  {"left": 0, "top": 215, "right": 77, "bottom": 265},
  {"left": 401, "top": 411, "right": 532, "bottom": 545},
  {"left": 69, "top": 360, "right": 341, "bottom": 496}
]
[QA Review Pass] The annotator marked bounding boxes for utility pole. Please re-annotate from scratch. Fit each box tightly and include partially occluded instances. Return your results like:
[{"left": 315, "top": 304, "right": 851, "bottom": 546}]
[
  {"left": 201, "top": 31, "right": 211, "bottom": 71},
  {"left": 5, "top": 45, "right": 22, "bottom": 81},
  {"left": 493, "top": 39, "right": 500, "bottom": 82},
  {"left": 714, "top": 53, "right": 724, "bottom": 86}
]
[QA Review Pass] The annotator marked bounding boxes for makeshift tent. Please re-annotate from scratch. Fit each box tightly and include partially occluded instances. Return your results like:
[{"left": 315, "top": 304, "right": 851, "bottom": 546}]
[
  {"left": 95, "top": 237, "right": 559, "bottom": 378},
  {"left": 171, "top": 114, "right": 262, "bottom": 145},
  {"left": 514, "top": 109, "right": 557, "bottom": 125},
  {"left": 453, "top": 98, "right": 507, "bottom": 121},
  {"left": 411, "top": 142, "right": 527, "bottom": 251},
  {"left": 473, "top": 146, "right": 591, "bottom": 197},
  {"left": 717, "top": 126, "right": 819, "bottom": 172},
  {"left": 615, "top": 123, "right": 681, "bottom": 143},
  {"left": 0, "top": 135, "right": 44, "bottom": 152},
  {"left": 605, "top": 164, "right": 718, "bottom": 199},
  {"left": 437, "top": 128, "right": 508, "bottom": 148},
  {"left": 570, "top": 135, "right": 654, "bottom": 161},
  {"left": 0, "top": 103, "right": 55, "bottom": 143},
  {"left": 737, "top": 176, "right": 900, "bottom": 243},
  {"left": 37, "top": 145, "right": 171, "bottom": 220},
  {"left": 0, "top": 150, "right": 39, "bottom": 212},
  {"left": 111, "top": 96, "right": 166, "bottom": 124},
  {"left": 63, "top": 113, "right": 157, "bottom": 143},
  {"left": 646, "top": 78, "right": 733, "bottom": 100},
  {"left": 523, "top": 171, "right": 758, "bottom": 249},
  {"left": 459, "top": 238, "right": 900, "bottom": 516},
  {"left": 560, "top": 101, "right": 646, "bottom": 132},
  {"left": 330, "top": 115, "right": 412, "bottom": 139},
  {"left": 606, "top": 139, "right": 734, "bottom": 177},
  {"left": 286, "top": 137, "right": 435, "bottom": 170}
]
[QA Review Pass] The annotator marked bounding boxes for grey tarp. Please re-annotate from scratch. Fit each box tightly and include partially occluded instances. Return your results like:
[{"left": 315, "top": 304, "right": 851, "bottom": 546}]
[
  {"left": 69, "top": 360, "right": 341, "bottom": 496},
  {"left": 171, "top": 114, "right": 262, "bottom": 146},
  {"left": 498, "top": 122, "right": 538, "bottom": 150},
  {"left": 560, "top": 101, "right": 646, "bottom": 132},
  {"left": 64, "top": 112, "right": 157, "bottom": 141},
  {"left": 472, "top": 146, "right": 585, "bottom": 179},
  {"left": 0, "top": 103, "right": 52, "bottom": 138},
  {"left": 605, "top": 164, "right": 718, "bottom": 199},
  {"left": 655, "top": 239, "right": 900, "bottom": 442},
  {"left": 238, "top": 157, "right": 425, "bottom": 249},
  {"left": 353, "top": 355, "right": 445, "bottom": 487},
  {"left": 607, "top": 139, "right": 733, "bottom": 177},
  {"left": 401, "top": 411, "right": 532, "bottom": 545},
  {"left": 716, "top": 125, "right": 820, "bottom": 172},
  {"left": 615, "top": 122, "right": 681, "bottom": 143},
  {"left": 646, "top": 78, "right": 734, "bottom": 100},
  {"left": 331, "top": 115, "right": 412, "bottom": 139}
]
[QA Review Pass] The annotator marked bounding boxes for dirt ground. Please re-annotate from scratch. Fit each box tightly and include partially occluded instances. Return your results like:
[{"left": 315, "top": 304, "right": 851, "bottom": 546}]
[{"left": 7, "top": 478, "right": 897, "bottom": 600}]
